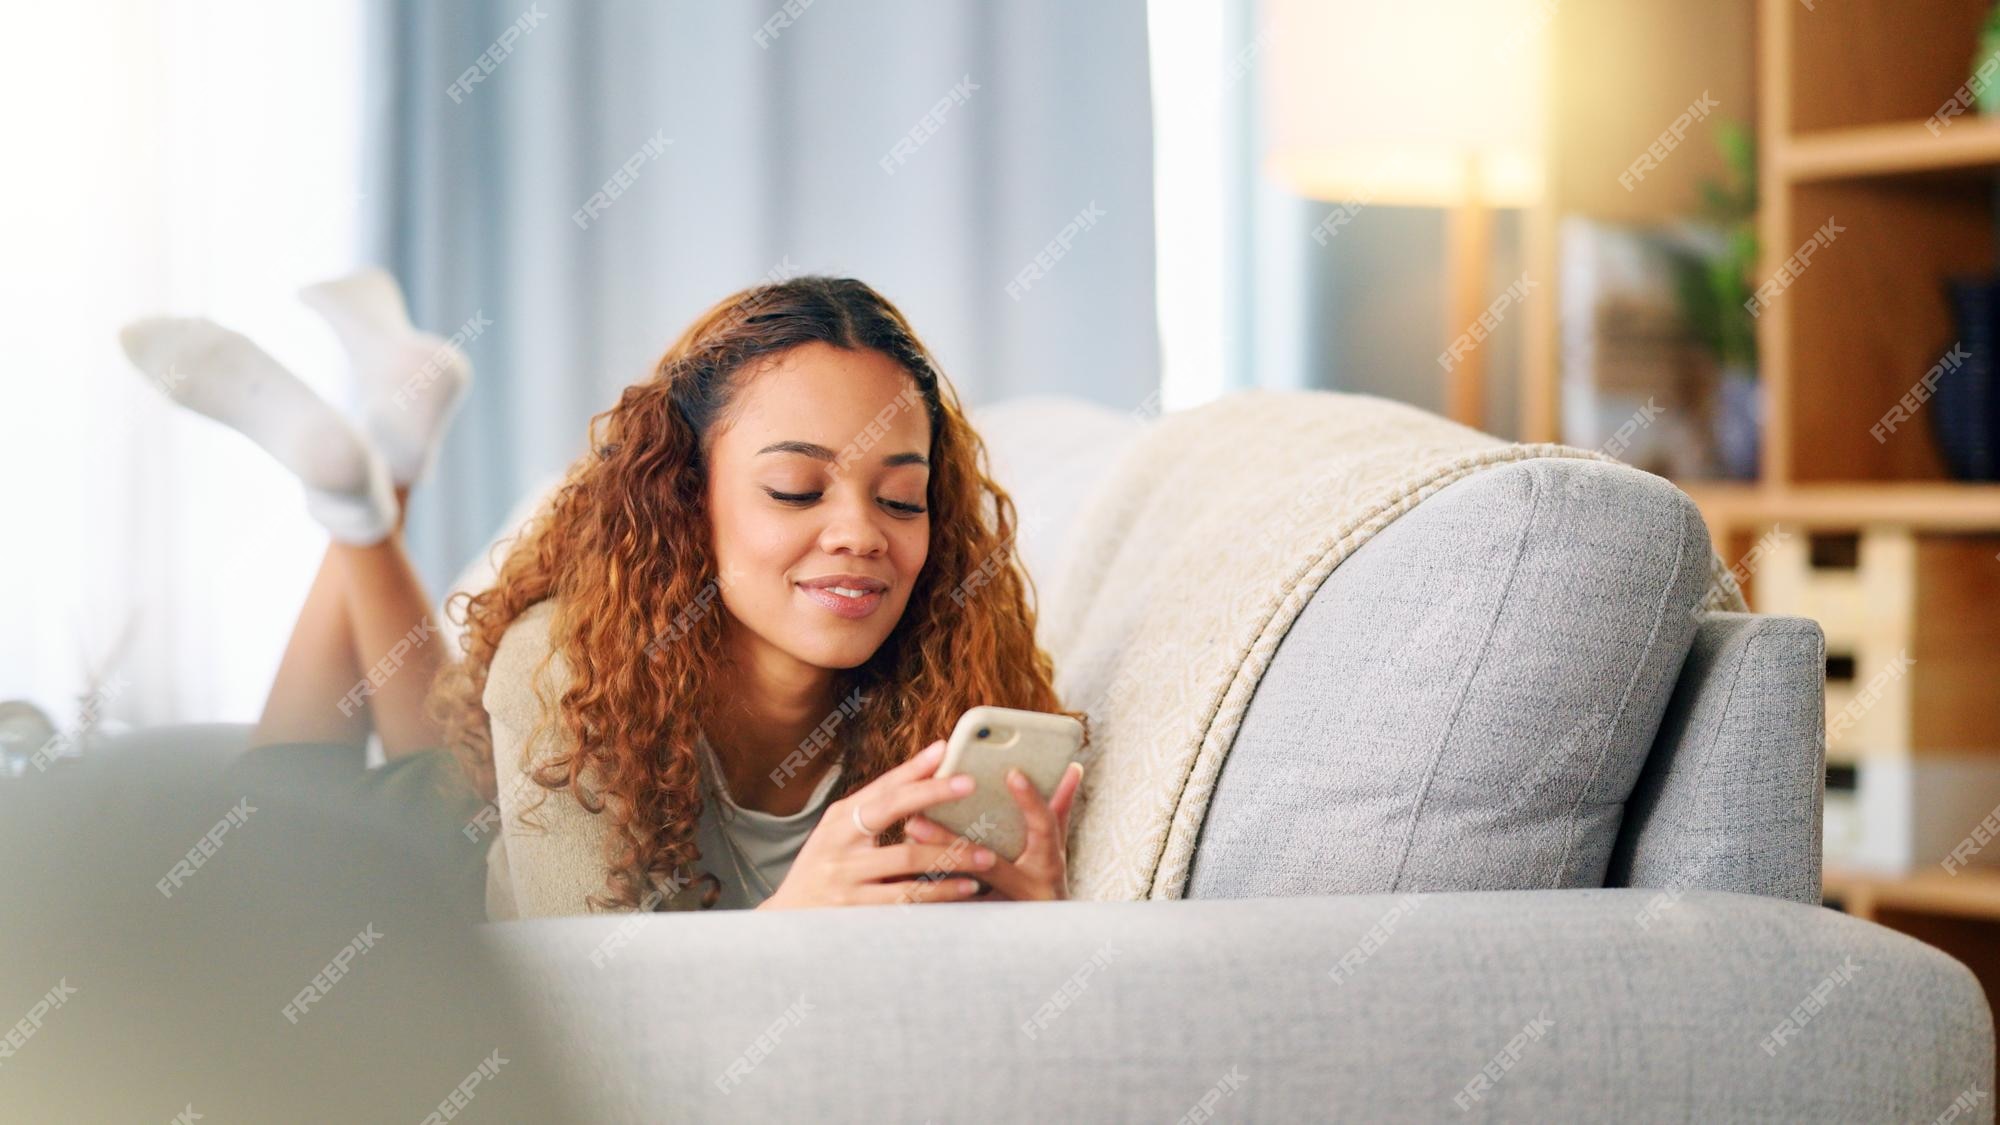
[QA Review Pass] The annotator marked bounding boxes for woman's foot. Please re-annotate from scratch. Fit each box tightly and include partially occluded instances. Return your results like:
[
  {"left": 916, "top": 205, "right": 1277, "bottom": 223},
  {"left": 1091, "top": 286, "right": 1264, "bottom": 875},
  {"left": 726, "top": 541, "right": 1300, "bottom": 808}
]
[
  {"left": 299, "top": 267, "right": 473, "bottom": 488},
  {"left": 118, "top": 317, "right": 398, "bottom": 545}
]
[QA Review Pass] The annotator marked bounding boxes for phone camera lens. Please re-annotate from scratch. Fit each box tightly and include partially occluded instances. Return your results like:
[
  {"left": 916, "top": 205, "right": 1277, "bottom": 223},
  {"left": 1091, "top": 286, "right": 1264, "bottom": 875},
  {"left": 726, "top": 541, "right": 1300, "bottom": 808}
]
[{"left": 976, "top": 727, "right": 989, "bottom": 739}]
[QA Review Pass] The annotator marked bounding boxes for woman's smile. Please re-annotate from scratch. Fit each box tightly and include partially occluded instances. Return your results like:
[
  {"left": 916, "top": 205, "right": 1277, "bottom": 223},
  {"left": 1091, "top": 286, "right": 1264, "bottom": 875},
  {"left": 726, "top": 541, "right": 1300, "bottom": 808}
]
[{"left": 797, "top": 581, "right": 886, "bottom": 619}]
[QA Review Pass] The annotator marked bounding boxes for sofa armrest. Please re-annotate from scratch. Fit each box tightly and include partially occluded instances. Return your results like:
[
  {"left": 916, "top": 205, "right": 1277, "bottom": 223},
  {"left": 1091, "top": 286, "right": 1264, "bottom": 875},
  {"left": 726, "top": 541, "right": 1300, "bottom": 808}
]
[
  {"left": 481, "top": 890, "right": 1991, "bottom": 1122},
  {"left": 1609, "top": 612, "right": 1827, "bottom": 904}
]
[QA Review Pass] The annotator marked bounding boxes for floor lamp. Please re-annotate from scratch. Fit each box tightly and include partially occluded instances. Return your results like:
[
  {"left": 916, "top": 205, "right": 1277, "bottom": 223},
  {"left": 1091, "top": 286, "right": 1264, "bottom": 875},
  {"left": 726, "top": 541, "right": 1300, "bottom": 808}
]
[{"left": 1262, "top": 0, "right": 1547, "bottom": 431}]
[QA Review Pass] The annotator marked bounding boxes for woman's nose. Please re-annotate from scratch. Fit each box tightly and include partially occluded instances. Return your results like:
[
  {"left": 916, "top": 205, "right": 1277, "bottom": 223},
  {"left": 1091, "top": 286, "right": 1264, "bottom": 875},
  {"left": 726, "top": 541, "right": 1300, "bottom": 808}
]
[{"left": 819, "top": 495, "right": 889, "bottom": 555}]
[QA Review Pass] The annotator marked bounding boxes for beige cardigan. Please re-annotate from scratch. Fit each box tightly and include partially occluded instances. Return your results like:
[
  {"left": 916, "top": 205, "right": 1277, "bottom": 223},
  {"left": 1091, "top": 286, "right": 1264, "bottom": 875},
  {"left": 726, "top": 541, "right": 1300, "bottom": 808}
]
[{"left": 480, "top": 600, "right": 703, "bottom": 919}]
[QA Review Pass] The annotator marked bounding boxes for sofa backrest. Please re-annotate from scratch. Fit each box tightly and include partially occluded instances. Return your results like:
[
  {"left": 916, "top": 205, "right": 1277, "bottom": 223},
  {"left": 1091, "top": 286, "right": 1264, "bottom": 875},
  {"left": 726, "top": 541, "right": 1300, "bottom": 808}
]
[{"left": 966, "top": 394, "right": 1153, "bottom": 621}]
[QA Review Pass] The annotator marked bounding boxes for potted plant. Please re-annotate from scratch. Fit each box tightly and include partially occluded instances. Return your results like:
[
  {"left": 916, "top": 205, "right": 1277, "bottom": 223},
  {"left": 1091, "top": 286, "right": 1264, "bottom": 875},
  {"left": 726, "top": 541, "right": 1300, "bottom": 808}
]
[{"left": 1665, "top": 119, "right": 1760, "bottom": 480}]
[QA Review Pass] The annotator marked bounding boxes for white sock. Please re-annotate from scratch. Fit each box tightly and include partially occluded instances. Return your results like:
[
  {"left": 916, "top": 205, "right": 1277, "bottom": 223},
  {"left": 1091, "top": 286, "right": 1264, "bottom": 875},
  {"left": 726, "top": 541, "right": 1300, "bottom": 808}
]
[
  {"left": 299, "top": 267, "right": 472, "bottom": 487},
  {"left": 118, "top": 317, "right": 398, "bottom": 545}
]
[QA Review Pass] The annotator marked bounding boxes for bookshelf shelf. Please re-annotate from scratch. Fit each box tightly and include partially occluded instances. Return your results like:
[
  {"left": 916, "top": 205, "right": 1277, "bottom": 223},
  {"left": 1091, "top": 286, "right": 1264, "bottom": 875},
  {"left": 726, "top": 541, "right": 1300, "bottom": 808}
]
[
  {"left": 1783, "top": 118, "right": 2000, "bottom": 182},
  {"left": 1680, "top": 482, "right": 2000, "bottom": 531},
  {"left": 1825, "top": 866, "right": 2000, "bottom": 923}
]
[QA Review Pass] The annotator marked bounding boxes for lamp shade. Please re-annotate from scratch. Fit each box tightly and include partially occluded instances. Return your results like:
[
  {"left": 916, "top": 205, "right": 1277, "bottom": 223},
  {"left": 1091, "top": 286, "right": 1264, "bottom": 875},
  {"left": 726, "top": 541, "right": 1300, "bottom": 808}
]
[{"left": 1263, "top": 0, "right": 1548, "bottom": 208}]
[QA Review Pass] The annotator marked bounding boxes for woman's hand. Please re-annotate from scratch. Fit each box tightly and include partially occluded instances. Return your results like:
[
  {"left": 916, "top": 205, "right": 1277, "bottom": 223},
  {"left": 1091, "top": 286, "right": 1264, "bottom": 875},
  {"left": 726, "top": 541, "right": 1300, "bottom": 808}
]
[
  {"left": 757, "top": 740, "right": 998, "bottom": 910},
  {"left": 906, "top": 761, "right": 1083, "bottom": 902}
]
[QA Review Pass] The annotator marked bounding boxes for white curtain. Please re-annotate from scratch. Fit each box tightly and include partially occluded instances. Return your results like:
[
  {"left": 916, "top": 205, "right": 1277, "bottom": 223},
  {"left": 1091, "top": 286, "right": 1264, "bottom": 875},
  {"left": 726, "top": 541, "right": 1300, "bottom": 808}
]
[{"left": 0, "top": 2, "right": 367, "bottom": 729}]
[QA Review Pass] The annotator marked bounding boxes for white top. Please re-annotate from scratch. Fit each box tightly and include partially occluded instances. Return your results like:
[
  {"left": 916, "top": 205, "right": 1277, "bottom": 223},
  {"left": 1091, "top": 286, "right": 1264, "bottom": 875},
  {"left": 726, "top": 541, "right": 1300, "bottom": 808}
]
[
  {"left": 693, "top": 730, "right": 841, "bottom": 910},
  {"left": 481, "top": 728, "right": 841, "bottom": 919}
]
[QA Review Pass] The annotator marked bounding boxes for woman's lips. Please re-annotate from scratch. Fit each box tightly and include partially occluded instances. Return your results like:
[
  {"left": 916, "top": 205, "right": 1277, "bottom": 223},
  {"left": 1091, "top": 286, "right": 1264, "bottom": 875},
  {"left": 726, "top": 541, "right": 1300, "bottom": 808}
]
[{"left": 797, "top": 583, "right": 884, "bottom": 620}]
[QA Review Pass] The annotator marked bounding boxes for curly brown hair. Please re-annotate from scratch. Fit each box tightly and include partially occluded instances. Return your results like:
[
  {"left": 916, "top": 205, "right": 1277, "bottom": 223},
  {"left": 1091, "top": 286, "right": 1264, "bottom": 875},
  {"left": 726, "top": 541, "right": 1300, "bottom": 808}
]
[{"left": 427, "top": 276, "right": 1083, "bottom": 911}]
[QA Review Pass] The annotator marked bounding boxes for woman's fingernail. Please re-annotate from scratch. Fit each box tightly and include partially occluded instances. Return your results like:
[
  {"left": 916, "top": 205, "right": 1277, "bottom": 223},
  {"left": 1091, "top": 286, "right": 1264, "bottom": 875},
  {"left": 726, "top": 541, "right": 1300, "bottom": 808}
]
[
  {"left": 1008, "top": 769, "right": 1028, "bottom": 789},
  {"left": 973, "top": 848, "right": 995, "bottom": 868},
  {"left": 950, "top": 774, "right": 975, "bottom": 794},
  {"left": 959, "top": 879, "right": 981, "bottom": 895}
]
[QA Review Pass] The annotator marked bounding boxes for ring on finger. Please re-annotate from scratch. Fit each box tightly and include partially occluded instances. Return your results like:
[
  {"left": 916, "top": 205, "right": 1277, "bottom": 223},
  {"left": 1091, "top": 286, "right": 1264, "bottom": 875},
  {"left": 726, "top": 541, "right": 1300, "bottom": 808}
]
[{"left": 851, "top": 802, "right": 878, "bottom": 838}]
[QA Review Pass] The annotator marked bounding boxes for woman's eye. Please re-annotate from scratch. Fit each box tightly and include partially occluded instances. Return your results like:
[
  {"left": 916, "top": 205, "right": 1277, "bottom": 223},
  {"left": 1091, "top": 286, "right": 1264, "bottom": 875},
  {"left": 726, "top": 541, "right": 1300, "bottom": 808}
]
[{"left": 762, "top": 488, "right": 924, "bottom": 516}]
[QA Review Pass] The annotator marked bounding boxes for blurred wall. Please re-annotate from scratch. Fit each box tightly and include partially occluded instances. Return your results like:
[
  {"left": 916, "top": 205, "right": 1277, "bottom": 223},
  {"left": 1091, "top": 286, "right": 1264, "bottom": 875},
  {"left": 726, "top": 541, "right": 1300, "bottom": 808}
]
[{"left": 1307, "top": 206, "right": 1524, "bottom": 440}]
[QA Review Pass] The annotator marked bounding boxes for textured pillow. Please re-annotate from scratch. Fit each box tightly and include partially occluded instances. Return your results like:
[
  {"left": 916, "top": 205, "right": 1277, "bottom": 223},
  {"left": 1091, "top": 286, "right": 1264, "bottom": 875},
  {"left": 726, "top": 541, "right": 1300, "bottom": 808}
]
[{"left": 1188, "top": 458, "right": 1712, "bottom": 896}]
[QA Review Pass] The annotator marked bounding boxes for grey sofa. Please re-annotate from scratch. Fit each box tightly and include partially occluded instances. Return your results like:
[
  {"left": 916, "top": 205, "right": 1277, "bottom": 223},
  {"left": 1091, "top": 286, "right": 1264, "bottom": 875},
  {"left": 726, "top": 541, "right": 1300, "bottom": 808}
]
[{"left": 53, "top": 395, "right": 1997, "bottom": 1122}]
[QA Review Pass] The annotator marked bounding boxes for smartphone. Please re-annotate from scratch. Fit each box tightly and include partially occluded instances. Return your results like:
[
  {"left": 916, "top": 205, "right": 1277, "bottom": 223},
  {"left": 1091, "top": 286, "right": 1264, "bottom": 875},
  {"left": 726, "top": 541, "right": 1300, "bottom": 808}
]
[{"left": 926, "top": 705, "right": 1085, "bottom": 861}]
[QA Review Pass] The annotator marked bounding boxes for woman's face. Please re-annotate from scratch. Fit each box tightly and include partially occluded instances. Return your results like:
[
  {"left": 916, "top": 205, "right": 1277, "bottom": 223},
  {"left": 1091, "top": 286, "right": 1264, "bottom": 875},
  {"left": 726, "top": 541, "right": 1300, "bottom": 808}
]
[{"left": 704, "top": 342, "right": 932, "bottom": 681}]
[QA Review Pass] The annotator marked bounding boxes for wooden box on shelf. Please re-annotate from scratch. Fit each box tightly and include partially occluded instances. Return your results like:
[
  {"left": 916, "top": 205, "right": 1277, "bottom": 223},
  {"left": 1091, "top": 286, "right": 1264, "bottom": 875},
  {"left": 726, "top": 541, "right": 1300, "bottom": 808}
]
[{"left": 1757, "top": 528, "right": 2000, "bottom": 755}]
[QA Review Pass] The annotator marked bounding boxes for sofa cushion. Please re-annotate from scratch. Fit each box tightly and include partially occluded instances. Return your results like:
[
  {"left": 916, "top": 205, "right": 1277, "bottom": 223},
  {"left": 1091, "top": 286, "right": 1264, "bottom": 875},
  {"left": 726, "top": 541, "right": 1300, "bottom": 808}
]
[{"left": 1187, "top": 458, "right": 1712, "bottom": 897}]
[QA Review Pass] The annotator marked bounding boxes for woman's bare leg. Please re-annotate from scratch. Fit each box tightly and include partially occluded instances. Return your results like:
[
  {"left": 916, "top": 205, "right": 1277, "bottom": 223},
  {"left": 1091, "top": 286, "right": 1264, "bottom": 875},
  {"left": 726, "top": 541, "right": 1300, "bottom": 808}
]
[
  {"left": 334, "top": 490, "right": 449, "bottom": 758},
  {"left": 251, "top": 541, "right": 373, "bottom": 752},
  {"left": 251, "top": 488, "right": 447, "bottom": 758}
]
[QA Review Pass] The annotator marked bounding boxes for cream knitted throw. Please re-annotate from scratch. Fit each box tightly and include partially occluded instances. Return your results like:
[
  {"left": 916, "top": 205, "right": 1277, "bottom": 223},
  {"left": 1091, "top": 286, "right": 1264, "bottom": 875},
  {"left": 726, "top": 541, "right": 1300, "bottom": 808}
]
[{"left": 1040, "top": 390, "right": 1746, "bottom": 902}]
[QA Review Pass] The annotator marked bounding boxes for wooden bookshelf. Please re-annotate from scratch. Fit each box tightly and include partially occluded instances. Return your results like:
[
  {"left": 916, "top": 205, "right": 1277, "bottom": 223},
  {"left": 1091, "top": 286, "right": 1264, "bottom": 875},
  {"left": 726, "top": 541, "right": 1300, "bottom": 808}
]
[
  {"left": 1761, "top": 1, "right": 2000, "bottom": 1092},
  {"left": 1523, "top": 0, "right": 2000, "bottom": 536},
  {"left": 1756, "top": 0, "right": 2000, "bottom": 501}
]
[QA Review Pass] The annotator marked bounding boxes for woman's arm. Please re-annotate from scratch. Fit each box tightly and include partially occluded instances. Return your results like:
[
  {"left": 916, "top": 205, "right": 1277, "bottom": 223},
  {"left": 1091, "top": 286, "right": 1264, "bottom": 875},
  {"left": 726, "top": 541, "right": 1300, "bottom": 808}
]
[{"left": 481, "top": 601, "right": 620, "bottom": 918}]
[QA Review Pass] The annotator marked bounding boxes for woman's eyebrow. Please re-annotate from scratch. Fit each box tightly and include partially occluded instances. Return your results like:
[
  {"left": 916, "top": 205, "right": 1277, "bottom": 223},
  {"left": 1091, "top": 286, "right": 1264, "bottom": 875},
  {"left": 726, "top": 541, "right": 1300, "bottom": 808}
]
[{"left": 756, "top": 439, "right": 928, "bottom": 467}]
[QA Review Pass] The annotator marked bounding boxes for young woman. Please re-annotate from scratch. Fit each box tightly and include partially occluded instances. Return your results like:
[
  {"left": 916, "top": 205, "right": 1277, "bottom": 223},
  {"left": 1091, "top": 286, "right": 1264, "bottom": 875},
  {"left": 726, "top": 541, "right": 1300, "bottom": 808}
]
[{"left": 121, "top": 271, "right": 1084, "bottom": 919}]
